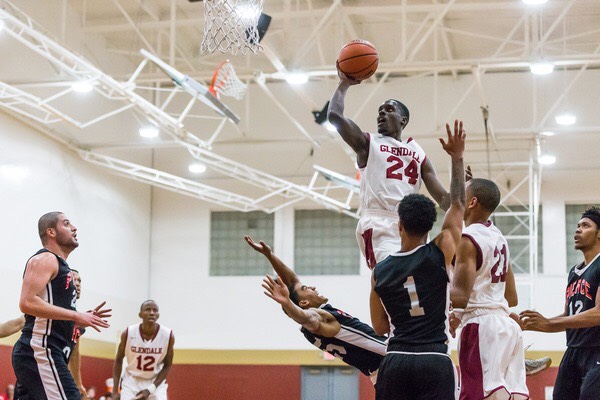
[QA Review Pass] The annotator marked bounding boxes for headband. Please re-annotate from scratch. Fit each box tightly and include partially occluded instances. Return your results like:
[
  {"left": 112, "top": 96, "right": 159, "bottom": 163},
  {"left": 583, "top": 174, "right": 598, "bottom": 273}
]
[{"left": 581, "top": 212, "right": 600, "bottom": 229}]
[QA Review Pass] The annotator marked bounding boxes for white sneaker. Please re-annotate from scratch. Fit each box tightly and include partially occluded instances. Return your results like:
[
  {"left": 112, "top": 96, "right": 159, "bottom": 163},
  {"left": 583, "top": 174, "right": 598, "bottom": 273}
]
[{"left": 525, "top": 357, "right": 552, "bottom": 376}]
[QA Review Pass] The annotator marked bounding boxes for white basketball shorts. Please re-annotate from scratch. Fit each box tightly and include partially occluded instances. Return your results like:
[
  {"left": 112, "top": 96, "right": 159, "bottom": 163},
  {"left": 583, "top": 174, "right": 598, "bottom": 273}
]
[{"left": 119, "top": 373, "right": 168, "bottom": 400}]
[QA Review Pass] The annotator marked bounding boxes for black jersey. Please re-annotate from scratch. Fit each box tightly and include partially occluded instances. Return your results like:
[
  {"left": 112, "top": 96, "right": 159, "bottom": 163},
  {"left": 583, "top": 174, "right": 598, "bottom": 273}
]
[
  {"left": 301, "top": 304, "right": 387, "bottom": 376},
  {"left": 565, "top": 254, "right": 600, "bottom": 348},
  {"left": 374, "top": 242, "right": 450, "bottom": 351},
  {"left": 21, "top": 249, "right": 77, "bottom": 349}
]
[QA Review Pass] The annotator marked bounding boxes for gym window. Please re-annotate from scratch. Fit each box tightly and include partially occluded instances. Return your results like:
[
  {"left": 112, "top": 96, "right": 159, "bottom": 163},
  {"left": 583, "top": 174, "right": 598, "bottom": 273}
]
[
  {"left": 210, "top": 211, "right": 275, "bottom": 276},
  {"left": 294, "top": 210, "right": 359, "bottom": 275}
]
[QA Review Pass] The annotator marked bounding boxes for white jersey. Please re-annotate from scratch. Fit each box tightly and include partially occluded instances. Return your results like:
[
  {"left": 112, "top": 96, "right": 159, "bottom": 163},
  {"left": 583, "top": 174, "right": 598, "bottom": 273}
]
[
  {"left": 462, "top": 221, "right": 511, "bottom": 316},
  {"left": 359, "top": 133, "right": 426, "bottom": 212},
  {"left": 124, "top": 324, "right": 172, "bottom": 380}
]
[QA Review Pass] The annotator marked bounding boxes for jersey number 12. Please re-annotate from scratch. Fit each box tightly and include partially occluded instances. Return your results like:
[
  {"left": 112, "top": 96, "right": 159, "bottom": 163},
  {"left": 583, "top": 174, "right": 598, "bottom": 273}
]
[{"left": 136, "top": 355, "right": 156, "bottom": 372}]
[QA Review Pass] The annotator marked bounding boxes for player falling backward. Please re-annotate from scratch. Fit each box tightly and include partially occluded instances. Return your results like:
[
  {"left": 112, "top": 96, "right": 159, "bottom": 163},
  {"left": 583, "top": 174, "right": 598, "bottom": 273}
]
[
  {"left": 113, "top": 300, "right": 174, "bottom": 400},
  {"left": 245, "top": 235, "right": 387, "bottom": 383}
]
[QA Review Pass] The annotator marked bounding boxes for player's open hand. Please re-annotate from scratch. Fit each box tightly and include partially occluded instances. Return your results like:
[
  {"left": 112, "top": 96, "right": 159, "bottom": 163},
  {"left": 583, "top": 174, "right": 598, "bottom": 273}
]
[
  {"left": 262, "top": 275, "right": 290, "bottom": 305},
  {"left": 88, "top": 301, "right": 112, "bottom": 320},
  {"left": 439, "top": 120, "right": 466, "bottom": 159},
  {"left": 75, "top": 307, "right": 110, "bottom": 332},
  {"left": 519, "top": 310, "right": 554, "bottom": 332},
  {"left": 244, "top": 235, "right": 272, "bottom": 256},
  {"left": 448, "top": 311, "right": 461, "bottom": 338}
]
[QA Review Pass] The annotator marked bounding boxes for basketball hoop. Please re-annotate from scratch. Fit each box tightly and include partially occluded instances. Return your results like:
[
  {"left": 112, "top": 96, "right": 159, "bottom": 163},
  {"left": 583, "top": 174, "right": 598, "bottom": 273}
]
[
  {"left": 201, "top": 0, "right": 264, "bottom": 55},
  {"left": 209, "top": 60, "right": 247, "bottom": 100}
]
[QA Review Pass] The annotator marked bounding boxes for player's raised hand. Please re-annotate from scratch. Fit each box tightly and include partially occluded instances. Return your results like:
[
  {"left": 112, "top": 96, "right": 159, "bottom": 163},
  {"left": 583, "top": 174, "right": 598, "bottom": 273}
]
[
  {"left": 244, "top": 235, "right": 272, "bottom": 256},
  {"left": 440, "top": 119, "right": 466, "bottom": 159},
  {"left": 74, "top": 306, "right": 110, "bottom": 332},
  {"left": 88, "top": 301, "right": 112, "bottom": 320},
  {"left": 336, "top": 61, "right": 361, "bottom": 86},
  {"left": 262, "top": 275, "right": 290, "bottom": 305}
]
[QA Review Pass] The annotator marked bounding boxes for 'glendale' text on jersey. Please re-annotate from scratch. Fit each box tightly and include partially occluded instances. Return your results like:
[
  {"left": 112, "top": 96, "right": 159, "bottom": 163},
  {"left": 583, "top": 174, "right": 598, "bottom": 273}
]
[{"left": 360, "top": 134, "right": 426, "bottom": 213}]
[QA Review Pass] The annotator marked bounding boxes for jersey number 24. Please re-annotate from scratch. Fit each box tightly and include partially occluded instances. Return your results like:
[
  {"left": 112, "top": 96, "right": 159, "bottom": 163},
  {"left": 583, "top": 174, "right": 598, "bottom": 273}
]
[{"left": 386, "top": 156, "right": 419, "bottom": 185}]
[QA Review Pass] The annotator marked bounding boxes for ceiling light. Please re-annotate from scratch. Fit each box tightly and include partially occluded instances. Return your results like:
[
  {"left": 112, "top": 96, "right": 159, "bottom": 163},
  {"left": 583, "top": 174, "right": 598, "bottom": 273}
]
[
  {"left": 285, "top": 72, "right": 309, "bottom": 85},
  {"left": 188, "top": 163, "right": 207, "bottom": 174},
  {"left": 139, "top": 126, "right": 159, "bottom": 138},
  {"left": 540, "top": 131, "right": 555, "bottom": 137},
  {"left": 0, "top": 19, "right": 5, "bottom": 32},
  {"left": 522, "top": 0, "right": 548, "bottom": 4},
  {"left": 71, "top": 81, "right": 94, "bottom": 93},
  {"left": 236, "top": 4, "right": 261, "bottom": 21},
  {"left": 530, "top": 62, "right": 554, "bottom": 75},
  {"left": 538, "top": 154, "right": 556, "bottom": 165},
  {"left": 555, "top": 113, "right": 576, "bottom": 125}
]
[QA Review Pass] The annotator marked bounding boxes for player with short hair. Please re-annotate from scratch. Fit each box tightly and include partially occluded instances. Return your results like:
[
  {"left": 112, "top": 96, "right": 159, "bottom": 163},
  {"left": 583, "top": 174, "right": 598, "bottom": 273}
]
[
  {"left": 521, "top": 206, "right": 600, "bottom": 400},
  {"left": 246, "top": 236, "right": 386, "bottom": 383},
  {"left": 12, "top": 212, "right": 111, "bottom": 400},
  {"left": 328, "top": 70, "right": 453, "bottom": 269},
  {"left": 370, "top": 121, "right": 465, "bottom": 400},
  {"left": 451, "top": 178, "right": 528, "bottom": 400},
  {"left": 113, "top": 300, "right": 174, "bottom": 400}
]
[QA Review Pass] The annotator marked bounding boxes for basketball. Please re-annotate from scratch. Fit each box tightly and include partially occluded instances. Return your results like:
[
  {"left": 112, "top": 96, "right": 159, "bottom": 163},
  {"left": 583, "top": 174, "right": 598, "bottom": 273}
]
[{"left": 337, "top": 40, "right": 379, "bottom": 81}]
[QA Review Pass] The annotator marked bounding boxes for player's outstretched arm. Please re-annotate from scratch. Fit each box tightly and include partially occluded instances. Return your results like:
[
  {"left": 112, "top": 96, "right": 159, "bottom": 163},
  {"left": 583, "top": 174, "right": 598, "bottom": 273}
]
[
  {"left": 262, "top": 275, "right": 339, "bottom": 337},
  {"left": 327, "top": 67, "right": 368, "bottom": 164},
  {"left": 521, "top": 286, "right": 600, "bottom": 332},
  {"left": 112, "top": 330, "right": 127, "bottom": 400},
  {"left": 244, "top": 235, "right": 300, "bottom": 287},
  {"left": 422, "top": 159, "right": 450, "bottom": 211},
  {"left": 433, "top": 120, "right": 466, "bottom": 266},
  {"left": 370, "top": 274, "right": 390, "bottom": 335},
  {"left": 0, "top": 315, "right": 25, "bottom": 338}
]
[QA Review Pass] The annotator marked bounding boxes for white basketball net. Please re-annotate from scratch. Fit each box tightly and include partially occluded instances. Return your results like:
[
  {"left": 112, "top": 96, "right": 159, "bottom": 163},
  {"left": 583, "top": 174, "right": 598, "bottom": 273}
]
[
  {"left": 201, "top": 0, "right": 264, "bottom": 55},
  {"left": 209, "top": 60, "right": 247, "bottom": 100}
]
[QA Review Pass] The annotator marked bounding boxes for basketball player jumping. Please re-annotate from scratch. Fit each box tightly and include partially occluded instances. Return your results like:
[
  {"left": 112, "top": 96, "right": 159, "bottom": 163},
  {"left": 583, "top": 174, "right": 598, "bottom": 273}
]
[
  {"left": 370, "top": 120, "right": 465, "bottom": 400},
  {"left": 246, "top": 235, "right": 386, "bottom": 383},
  {"left": 328, "top": 68, "right": 455, "bottom": 269},
  {"left": 113, "top": 300, "right": 174, "bottom": 400},
  {"left": 451, "top": 178, "right": 529, "bottom": 399}
]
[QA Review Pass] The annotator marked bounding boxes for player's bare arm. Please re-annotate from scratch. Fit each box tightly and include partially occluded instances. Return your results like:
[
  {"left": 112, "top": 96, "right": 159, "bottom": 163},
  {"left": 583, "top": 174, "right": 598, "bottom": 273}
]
[
  {"left": 504, "top": 265, "right": 518, "bottom": 307},
  {"left": 450, "top": 236, "right": 478, "bottom": 309},
  {"left": 327, "top": 67, "right": 369, "bottom": 165},
  {"left": 112, "top": 330, "right": 127, "bottom": 400},
  {"left": 370, "top": 274, "right": 390, "bottom": 335},
  {"left": 0, "top": 315, "right": 25, "bottom": 338},
  {"left": 20, "top": 253, "right": 111, "bottom": 331},
  {"left": 245, "top": 235, "right": 300, "bottom": 287},
  {"left": 422, "top": 158, "right": 451, "bottom": 211},
  {"left": 262, "top": 275, "right": 340, "bottom": 337},
  {"left": 68, "top": 342, "right": 88, "bottom": 399},
  {"left": 521, "top": 286, "right": 600, "bottom": 332},
  {"left": 134, "top": 334, "right": 175, "bottom": 400},
  {"left": 433, "top": 120, "right": 467, "bottom": 266}
]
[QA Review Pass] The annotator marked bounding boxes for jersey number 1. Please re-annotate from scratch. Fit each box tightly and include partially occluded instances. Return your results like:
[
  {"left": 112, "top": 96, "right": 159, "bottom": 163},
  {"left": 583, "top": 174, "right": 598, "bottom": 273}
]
[
  {"left": 404, "top": 276, "right": 425, "bottom": 316},
  {"left": 386, "top": 156, "right": 419, "bottom": 185}
]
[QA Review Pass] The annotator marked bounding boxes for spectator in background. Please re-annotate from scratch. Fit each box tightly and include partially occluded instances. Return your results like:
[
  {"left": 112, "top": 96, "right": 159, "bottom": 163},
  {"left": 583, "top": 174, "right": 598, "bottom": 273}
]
[{"left": 0, "top": 384, "right": 15, "bottom": 400}]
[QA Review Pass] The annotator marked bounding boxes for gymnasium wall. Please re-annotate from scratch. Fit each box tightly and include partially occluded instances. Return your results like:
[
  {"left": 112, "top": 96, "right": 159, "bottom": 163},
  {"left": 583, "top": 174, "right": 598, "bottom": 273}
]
[{"left": 0, "top": 112, "right": 152, "bottom": 342}]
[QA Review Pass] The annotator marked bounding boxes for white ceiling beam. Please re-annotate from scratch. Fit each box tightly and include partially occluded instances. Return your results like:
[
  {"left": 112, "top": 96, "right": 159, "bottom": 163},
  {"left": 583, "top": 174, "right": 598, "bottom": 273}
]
[{"left": 110, "top": 0, "right": 156, "bottom": 53}]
